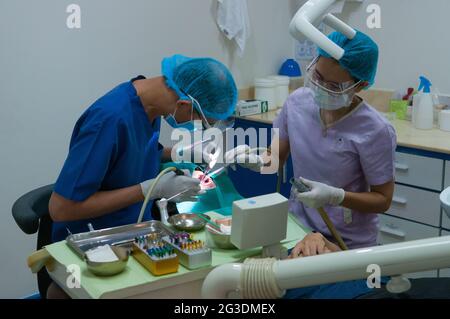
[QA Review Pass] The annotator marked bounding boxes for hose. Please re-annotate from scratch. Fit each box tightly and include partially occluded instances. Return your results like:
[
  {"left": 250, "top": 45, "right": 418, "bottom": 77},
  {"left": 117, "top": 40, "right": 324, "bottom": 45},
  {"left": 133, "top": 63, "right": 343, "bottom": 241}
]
[
  {"left": 241, "top": 257, "right": 284, "bottom": 299},
  {"left": 290, "top": 177, "right": 348, "bottom": 250},
  {"left": 317, "top": 207, "right": 348, "bottom": 250},
  {"left": 136, "top": 166, "right": 177, "bottom": 223}
]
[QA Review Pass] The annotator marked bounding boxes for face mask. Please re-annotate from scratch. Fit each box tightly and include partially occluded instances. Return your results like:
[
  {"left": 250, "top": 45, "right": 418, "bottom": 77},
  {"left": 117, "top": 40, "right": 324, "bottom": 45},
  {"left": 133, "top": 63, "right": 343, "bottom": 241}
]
[
  {"left": 165, "top": 114, "right": 196, "bottom": 131},
  {"left": 305, "top": 77, "right": 355, "bottom": 110},
  {"left": 165, "top": 97, "right": 198, "bottom": 131}
]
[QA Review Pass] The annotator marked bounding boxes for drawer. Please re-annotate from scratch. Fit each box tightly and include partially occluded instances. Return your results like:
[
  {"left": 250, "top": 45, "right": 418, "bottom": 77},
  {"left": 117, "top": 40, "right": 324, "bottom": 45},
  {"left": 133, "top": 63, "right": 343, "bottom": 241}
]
[
  {"left": 445, "top": 161, "right": 450, "bottom": 187},
  {"left": 394, "top": 152, "right": 443, "bottom": 191},
  {"left": 378, "top": 215, "right": 439, "bottom": 278},
  {"left": 386, "top": 184, "right": 441, "bottom": 227},
  {"left": 439, "top": 230, "right": 450, "bottom": 277}
]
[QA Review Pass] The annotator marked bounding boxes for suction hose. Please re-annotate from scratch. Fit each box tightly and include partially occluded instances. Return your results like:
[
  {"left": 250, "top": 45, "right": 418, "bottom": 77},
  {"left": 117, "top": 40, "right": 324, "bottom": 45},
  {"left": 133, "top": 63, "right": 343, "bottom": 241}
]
[
  {"left": 241, "top": 258, "right": 285, "bottom": 299},
  {"left": 136, "top": 166, "right": 177, "bottom": 223},
  {"left": 201, "top": 258, "right": 285, "bottom": 299}
]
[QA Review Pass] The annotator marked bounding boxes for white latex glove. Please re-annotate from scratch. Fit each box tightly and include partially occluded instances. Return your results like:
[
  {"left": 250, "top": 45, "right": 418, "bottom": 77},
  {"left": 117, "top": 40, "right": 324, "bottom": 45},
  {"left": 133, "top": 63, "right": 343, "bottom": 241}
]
[
  {"left": 175, "top": 141, "right": 219, "bottom": 166},
  {"left": 140, "top": 170, "right": 201, "bottom": 202},
  {"left": 224, "top": 145, "right": 264, "bottom": 172},
  {"left": 292, "top": 177, "right": 345, "bottom": 208}
]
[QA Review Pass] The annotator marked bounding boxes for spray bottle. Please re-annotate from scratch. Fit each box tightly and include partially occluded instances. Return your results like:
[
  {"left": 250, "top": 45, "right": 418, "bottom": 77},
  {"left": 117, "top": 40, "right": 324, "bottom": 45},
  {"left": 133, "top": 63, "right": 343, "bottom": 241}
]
[{"left": 412, "top": 76, "right": 434, "bottom": 130}]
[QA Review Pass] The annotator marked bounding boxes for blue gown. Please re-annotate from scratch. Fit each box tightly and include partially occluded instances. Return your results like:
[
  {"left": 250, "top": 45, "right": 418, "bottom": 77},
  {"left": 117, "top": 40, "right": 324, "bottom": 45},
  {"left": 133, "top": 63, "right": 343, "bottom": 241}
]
[{"left": 52, "top": 76, "right": 162, "bottom": 242}]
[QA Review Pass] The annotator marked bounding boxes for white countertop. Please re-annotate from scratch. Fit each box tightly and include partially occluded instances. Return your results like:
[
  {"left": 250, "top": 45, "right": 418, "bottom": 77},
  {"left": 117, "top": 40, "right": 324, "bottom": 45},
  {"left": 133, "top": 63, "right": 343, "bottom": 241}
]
[{"left": 236, "top": 109, "right": 450, "bottom": 155}]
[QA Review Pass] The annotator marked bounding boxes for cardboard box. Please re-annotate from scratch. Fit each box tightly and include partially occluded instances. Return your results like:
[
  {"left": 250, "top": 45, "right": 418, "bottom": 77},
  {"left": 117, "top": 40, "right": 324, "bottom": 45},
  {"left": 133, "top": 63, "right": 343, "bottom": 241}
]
[{"left": 235, "top": 100, "right": 269, "bottom": 116}]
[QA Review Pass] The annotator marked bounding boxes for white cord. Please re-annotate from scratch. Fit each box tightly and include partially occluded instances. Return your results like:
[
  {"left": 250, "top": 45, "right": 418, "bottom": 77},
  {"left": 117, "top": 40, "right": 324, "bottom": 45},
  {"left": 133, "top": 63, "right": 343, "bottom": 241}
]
[
  {"left": 241, "top": 258, "right": 284, "bottom": 299},
  {"left": 136, "top": 167, "right": 176, "bottom": 224}
]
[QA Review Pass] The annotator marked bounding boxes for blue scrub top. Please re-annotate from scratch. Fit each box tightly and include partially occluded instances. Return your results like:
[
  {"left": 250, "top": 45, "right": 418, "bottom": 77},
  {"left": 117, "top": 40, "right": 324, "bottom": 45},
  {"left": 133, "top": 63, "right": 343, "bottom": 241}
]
[{"left": 52, "top": 76, "right": 162, "bottom": 242}]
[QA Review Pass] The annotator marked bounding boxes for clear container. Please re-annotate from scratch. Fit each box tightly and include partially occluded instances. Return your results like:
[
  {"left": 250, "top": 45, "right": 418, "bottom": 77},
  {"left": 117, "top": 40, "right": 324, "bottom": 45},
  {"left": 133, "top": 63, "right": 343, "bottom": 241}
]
[
  {"left": 255, "top": 78, "right": 277, "bottom": 110},
  {"left": 268, "top": 75, "right": 290, "bottom": 107},
  {"left": 439, "top": 110, "right": 450, "bottom": 132}
]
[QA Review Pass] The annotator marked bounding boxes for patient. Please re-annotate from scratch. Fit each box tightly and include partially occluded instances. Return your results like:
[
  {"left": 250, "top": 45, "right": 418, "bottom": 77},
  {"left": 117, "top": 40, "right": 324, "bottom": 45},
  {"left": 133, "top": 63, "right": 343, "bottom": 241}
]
[
  {"left": 287, "top": 232, "right": 340, "bottom": 258},
  {"left": 285, "top": 233, "right": 450, "bottom": 299}
]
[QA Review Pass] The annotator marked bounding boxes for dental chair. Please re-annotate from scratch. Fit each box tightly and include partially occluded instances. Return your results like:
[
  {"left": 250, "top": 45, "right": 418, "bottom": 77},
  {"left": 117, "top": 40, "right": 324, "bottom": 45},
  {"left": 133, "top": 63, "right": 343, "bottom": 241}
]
[{"left": 12, "top": 184, "right": 54, "bottom": 299}]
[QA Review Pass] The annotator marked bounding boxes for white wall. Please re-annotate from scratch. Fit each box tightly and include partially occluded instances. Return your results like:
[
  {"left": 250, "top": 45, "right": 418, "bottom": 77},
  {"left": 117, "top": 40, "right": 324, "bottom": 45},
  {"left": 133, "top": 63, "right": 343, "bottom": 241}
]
[
  {"left": 0, "top": 0, "right": 295, "bottom": 298},
  {"left": 323, "top": 0, "right": 450, "bottom": 93}
]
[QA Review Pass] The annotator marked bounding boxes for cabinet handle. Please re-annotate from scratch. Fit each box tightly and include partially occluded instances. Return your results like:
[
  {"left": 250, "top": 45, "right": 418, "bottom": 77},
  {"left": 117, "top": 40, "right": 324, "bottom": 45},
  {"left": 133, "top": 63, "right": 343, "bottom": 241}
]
[
  {"left": 283, "top": 164, "right": 287, "bottom": 184},
  {"left": 392, "top": 196, "right": 407, "bottom": 205},
  {"left": 395, "top": 162, "right": 409, "bottom": 172},
  {"left": 380, "top": 225, "right": 406, "bottom": 239}
]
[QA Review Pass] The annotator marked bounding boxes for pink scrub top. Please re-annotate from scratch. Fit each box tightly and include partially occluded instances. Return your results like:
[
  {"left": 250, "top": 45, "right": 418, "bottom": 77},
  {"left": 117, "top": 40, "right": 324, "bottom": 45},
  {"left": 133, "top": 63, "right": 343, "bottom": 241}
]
[{"left": 273, "top": 88, "right": 397, "bottom": 249}]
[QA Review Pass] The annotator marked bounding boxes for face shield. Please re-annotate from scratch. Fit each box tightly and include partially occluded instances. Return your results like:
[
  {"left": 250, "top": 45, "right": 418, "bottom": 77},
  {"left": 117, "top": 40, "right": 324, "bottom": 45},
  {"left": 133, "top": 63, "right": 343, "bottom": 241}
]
[{"left": 305, "top": 57, "right": 361, "bottom": 110}]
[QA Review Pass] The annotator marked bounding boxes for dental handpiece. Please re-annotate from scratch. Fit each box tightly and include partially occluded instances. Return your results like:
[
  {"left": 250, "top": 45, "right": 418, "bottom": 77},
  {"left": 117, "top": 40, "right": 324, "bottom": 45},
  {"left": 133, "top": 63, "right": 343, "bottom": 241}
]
[
  {"left": 205, "top": 147, "right": 269, "bottom": 179},
  {"left": 289, "top": 177, "right": 311, "bottom": 193}
]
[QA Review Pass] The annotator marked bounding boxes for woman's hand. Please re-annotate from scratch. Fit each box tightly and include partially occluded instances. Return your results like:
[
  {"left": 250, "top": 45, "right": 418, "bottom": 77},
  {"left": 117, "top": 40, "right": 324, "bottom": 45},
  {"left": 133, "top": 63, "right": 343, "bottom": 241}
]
[
  {"left": 292, "top": 177, "right": 345, "bottom": 208},
  {"left": 288, "top": 232, "right": 340, "bottom": 258}
]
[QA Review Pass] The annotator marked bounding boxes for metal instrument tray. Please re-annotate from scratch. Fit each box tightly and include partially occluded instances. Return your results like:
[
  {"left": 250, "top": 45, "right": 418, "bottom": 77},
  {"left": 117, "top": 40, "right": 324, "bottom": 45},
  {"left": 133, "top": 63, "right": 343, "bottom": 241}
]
[{"left": 66, "top": 221, "right": 175, "bottom": 259}]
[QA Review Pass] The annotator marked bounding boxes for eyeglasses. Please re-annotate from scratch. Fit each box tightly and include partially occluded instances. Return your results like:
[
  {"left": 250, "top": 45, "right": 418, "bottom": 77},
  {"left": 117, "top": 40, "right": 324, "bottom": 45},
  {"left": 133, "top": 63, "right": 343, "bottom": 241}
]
[
  {"left": 187, "top": 94, "right": 212, "bottom": 130},
  {"left": 188, "top": 94, "right": 235, "bottom": 131},
  {"left": 306, "top": 57, "right": 361, "bottom": 94}
]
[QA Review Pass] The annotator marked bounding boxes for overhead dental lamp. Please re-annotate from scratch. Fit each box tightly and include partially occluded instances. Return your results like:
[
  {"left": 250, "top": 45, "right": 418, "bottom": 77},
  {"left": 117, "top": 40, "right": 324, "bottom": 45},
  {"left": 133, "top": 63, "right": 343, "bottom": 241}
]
[{"left": 289, "top": 0, "right": 358, "bottom": 60}]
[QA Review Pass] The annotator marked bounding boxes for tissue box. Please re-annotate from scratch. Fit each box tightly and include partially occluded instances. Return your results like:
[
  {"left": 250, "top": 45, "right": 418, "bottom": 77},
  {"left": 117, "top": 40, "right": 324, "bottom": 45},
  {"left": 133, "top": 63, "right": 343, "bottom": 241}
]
[{"left": 235, "top": 100, "right": 269, "bottom": 116}]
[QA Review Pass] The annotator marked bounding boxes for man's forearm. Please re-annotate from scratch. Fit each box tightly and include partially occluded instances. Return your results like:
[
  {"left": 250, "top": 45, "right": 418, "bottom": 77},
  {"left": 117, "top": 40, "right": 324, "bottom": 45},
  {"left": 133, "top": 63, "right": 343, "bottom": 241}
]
[{"left": 50, "top": 185, "right": 144, "bottom": 221}]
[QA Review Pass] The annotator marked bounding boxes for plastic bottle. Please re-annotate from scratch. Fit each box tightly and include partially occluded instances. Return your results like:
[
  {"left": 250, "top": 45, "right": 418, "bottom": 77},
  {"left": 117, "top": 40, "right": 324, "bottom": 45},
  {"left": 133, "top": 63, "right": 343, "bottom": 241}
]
[
  {"left": 267, "top": 75, "right": 290, "bottom": 107},
  {"left": 255, "top": 78, "right": 277, "bottom": 110},
  {"left": 412, "top": 76, "right": 434, "bottom": 130}
]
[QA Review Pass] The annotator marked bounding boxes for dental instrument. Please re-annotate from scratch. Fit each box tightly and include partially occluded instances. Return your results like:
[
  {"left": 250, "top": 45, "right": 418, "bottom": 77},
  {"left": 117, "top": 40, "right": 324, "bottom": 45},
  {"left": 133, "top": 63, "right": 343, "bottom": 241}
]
[
  {"left": 166, "top": 188, "right": 193, "bottom": 202},
  {"left": 163, "top": 232, "right": 212, "bottom": 269},
  {"left": 137, "top": 167, "right": 190, "bottom": 224},
  {"left": 132, "top": 237, "right": 179, "bottom": 276},
  {"left": 204, "top": 147, "right": 269, "bottom": 179}
]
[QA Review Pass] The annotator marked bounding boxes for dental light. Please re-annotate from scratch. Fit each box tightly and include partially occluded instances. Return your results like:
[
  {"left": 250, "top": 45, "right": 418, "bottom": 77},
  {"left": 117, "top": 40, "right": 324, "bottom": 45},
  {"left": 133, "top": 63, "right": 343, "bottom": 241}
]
[{"left": 289, "top": 0, "right": 357, "bottom": 60}]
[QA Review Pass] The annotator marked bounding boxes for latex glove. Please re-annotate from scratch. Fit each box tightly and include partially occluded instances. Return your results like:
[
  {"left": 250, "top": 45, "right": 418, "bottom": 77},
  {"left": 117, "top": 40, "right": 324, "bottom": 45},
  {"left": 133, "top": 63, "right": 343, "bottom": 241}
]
[
  {"left": 140, "top": 170, "right": 201, "bottom": 202},
  {"left": 292, "top": 177, "right": 345, "bottom": 208},
  {"left": 175, "top": 141, "right": 220, "bottom": 166},
  {"left": 224, "top": 145, "right": 264, "bottom": 172},
  {"left": 288, "top": 232, "right": 338, "bottom": 258}
]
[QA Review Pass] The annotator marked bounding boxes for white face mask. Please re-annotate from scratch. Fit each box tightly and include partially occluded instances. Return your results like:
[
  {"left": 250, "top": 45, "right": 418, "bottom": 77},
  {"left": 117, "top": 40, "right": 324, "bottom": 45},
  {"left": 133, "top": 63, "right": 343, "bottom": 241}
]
[
  {"left": 306, "top": 78, "right": 355, "bottom": 110},
  {"left": 305, "top": 57, "right": 361, "bottom": 110}
]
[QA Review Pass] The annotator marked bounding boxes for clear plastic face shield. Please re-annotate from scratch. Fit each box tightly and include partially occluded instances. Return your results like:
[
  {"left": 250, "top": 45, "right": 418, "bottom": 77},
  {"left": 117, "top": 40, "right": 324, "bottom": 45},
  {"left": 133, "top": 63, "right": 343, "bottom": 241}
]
[{"left": 305, "top": 57, "right": 362, "bottom": 110}]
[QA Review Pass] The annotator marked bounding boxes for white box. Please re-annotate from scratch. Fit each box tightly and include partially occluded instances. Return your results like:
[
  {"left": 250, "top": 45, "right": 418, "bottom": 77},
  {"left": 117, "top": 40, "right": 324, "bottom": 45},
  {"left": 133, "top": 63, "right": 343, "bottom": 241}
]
[
  {"left": 231, "top": 193, "right": 288, "bottom": 250},
  {"left": 235, "top": 100, "right": 269, "bottom": 116}
]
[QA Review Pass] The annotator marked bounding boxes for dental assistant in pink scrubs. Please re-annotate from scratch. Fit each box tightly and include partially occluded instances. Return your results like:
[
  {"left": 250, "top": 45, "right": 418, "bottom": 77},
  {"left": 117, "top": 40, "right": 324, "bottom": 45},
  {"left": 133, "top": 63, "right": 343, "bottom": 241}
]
[{"left": 230, "top": 31, "right": 397, "bottom": 253}]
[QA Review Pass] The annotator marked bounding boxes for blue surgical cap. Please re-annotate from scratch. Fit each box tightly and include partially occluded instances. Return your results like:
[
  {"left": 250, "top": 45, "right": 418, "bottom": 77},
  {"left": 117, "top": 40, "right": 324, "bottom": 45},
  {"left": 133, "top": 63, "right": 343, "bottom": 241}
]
[
  {"left": 161, "top": 54, "right": 238, "bottom": 120},
  {"left": 318, "top": 31, "right": 379, "bottom": 87}
]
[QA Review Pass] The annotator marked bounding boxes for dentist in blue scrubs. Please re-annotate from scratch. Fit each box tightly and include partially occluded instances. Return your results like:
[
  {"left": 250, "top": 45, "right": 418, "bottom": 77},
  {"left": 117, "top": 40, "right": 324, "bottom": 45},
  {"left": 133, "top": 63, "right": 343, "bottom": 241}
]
[{"left": 47, "top": 55, "right": 237, "bottom": 298}]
